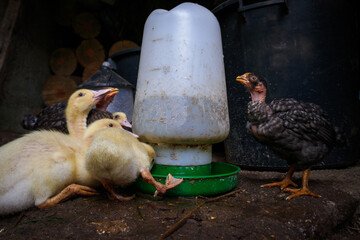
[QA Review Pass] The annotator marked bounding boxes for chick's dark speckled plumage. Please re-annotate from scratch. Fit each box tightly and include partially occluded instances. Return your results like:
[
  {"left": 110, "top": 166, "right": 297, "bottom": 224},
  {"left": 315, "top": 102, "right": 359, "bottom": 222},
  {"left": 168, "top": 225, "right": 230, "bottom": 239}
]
[
  {"left": 247, "top": 98, "right": 336, "bottom": 169},
  {"left": 22, "top": 102, "right": 113, "bottom": 133},
  {"left": 236, "top": 72, "right": 344, "bottom": 200}
]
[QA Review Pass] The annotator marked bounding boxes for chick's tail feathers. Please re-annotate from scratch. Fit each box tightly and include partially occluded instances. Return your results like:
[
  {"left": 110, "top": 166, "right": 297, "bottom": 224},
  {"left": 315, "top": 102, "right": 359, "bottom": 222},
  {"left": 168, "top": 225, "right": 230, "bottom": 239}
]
[{"left": 21, "top": 114, "right": 37, "bottom": 130}]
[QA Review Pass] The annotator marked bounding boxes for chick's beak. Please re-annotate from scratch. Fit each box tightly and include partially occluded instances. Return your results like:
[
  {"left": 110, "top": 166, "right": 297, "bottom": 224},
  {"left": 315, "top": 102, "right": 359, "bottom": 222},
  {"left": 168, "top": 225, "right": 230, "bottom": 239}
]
[{"left": 236, "top": 73, "right": 251, "bottom": 88}]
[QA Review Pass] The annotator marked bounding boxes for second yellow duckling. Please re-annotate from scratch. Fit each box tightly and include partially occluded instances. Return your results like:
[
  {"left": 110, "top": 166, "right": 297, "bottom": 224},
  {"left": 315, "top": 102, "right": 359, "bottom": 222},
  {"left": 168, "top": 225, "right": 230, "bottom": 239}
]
[
  {"left": 85, "top": 127, "right": 183, "bottom": 200},
  {"left": 112, "top": 112, "right": 132, "bottom": 128},
  {"left": 37, "top": 119, "right": 124, "bottom": 210},
  {"left": 112, "top": 112, "right": 138, "bottom": 138}
]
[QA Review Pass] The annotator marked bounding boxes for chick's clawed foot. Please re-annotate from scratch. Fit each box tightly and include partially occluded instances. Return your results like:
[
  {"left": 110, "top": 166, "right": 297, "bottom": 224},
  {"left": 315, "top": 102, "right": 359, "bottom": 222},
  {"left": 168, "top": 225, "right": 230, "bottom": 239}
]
[
  {"left": 283, "top": 187, "right": 321, "bottom": 200},
  {"left": 261, "top": 178, "right": 298, "bottom": 190}
]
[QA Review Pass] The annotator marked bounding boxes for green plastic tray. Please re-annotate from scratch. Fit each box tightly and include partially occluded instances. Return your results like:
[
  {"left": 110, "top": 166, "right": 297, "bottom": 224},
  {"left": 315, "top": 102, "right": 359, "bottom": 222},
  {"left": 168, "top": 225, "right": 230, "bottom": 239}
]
[{"left": 136, "top": 162, "right": 241, "bottom": 196}]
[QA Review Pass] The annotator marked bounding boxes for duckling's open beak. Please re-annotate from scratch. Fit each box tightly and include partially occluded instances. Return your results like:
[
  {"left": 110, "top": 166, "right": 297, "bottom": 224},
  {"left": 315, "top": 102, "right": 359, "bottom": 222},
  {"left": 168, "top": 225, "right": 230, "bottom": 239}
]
[
  {"left": 93, "top": 88, "right": 119, "bottom": 101},
  {"left": 94, "top": 88, "right": 119, "bottom": 111},
  {"left": 104, "top": 88, "right": 119, "bottom": 101},
  {"left": 236, "top": 73, "right": 251, "bottom": 88}
]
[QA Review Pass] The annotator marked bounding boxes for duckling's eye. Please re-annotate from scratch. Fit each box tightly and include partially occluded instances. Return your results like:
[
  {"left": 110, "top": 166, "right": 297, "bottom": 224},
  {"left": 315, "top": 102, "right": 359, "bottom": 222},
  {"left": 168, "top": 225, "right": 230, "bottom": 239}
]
[
  {"left": 151, "top": 159, "right": 155, "bottom": 164},
  {"left": 109, "top": 123, "right": 114, "bottom": 127},
  {"left": 78, "top": 92, "right": 84, "bottom": 97},
  {"left": 251, "top": 76, "right": 257, "bottom": 81},
  {"left": 114, "top": 115, "right": 119, "bottom": 119}
]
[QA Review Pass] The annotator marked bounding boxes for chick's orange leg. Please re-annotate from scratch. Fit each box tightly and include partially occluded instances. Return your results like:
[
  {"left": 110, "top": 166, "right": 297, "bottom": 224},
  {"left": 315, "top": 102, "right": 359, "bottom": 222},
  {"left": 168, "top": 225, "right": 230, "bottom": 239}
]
[
  {"left": 37, "top": 184, "right": 99, "bottom": 209},
  {"left": 284, "top": 168, "right": 321, "bottom": 200},
  {"left": 100, "top": 179, "right": 135, "bottom": 201},
  {"left": 141, "top": 170, "right": 183, "bottom": 197},
  {"left": 261, "top": 164, "right": 298, "bottom": 189}
]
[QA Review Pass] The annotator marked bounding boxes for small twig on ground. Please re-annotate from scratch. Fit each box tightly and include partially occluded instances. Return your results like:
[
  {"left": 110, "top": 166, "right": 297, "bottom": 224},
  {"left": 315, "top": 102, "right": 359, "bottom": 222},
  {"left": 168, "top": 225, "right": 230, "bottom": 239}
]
[
  {"left": 12, "top": 211, "right": 25, "bottom": 228},
  {"left": 157, "top": 189, "right": 241, "bottom": 240}
]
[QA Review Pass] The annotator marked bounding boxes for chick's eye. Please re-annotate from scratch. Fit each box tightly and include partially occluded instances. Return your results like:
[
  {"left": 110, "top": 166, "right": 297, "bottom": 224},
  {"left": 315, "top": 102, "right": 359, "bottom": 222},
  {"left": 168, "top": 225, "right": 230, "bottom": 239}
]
[
  {"left": 109, "top": 123, "right": 114, "bottom": 127},
  {"left": 78, "top": 92, "right": 84, "bottom": 97}
]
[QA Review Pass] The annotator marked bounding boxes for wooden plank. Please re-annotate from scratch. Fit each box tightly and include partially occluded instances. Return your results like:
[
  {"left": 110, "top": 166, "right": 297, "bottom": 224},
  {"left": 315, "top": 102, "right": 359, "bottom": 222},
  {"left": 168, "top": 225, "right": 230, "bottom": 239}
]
[{"left": 0, "top": 0, "right": 22, "bottom": 93}]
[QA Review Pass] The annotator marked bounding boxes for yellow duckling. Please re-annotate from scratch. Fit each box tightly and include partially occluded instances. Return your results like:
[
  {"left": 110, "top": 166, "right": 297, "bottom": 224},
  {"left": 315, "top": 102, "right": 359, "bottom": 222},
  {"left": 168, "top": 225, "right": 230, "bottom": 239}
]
[
  {"left": 0, "top": 130, "right": 81, "bottom": 215},
  {"left": 85, "top": 127, "right": 183, "bottom": 200},
  {"left": 0, "top": 116, "right": 121, "bottom": 215},
  {"left": 66, "top": 88, "right": 118, "bottom": 139}
]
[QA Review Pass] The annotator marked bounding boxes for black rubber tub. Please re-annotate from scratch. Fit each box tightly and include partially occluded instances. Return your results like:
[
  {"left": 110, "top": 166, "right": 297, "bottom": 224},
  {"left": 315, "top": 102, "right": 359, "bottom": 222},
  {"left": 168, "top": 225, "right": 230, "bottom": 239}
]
[
  {"left": 213, "top": 0, "right": 360, "bottom": 170},
  {"left": 109, "top": 47, "right": 141, "bottom": 88}
]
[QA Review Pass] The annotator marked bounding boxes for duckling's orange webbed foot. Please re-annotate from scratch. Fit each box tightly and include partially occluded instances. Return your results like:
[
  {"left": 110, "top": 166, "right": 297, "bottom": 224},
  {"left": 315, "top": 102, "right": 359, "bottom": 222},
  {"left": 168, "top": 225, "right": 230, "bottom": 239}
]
[
  {"left": 100, "top": 179, "right": 135, "bottom": 201},
  {"left": 141, "top": 170, "right": 183, "bottom": 197},
  {"left": 37, "top": 184, "right": 99, "bottom": 209}
]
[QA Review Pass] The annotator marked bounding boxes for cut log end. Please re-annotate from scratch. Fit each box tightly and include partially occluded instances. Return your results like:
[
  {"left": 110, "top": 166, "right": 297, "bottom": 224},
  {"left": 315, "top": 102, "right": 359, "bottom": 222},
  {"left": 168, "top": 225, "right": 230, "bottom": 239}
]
[
  {"left": 76, "top": 39, "right": 105, "bottom": 68},
  {"left": 42, "top": 75, "right": 78, "bottom": 106},
  {"left": 49, "top": 48, "right": 77, "bottom": 76},
  {"left": 72, "top": 12, "right": 101, "bottom": 39}
]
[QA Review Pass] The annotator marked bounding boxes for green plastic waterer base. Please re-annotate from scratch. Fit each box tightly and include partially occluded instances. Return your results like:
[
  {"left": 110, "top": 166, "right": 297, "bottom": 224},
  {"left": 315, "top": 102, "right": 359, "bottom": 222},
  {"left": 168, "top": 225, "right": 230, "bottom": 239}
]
[
  {"left": 150, "top": 163, "right": 212, "bottom": 176},
  {"left": 136, "top": 162, "right": 241, "bottom": 196}
]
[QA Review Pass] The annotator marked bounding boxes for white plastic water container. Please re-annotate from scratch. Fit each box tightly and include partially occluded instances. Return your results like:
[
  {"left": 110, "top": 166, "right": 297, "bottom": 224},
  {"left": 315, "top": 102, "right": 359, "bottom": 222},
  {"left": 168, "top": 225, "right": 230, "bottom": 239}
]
[{"left": 133, "top": 3, "right": 229, "bottom": 171}]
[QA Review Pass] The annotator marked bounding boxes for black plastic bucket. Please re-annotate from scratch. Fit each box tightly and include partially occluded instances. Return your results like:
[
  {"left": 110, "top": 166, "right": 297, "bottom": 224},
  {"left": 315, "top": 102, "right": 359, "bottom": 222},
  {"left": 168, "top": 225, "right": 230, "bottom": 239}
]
[
  {"left": 109, "top": 47, "right": 141, "bottom": 88},
  {"left": 214, "top": 0, "right": 360, "bottom": 170}
]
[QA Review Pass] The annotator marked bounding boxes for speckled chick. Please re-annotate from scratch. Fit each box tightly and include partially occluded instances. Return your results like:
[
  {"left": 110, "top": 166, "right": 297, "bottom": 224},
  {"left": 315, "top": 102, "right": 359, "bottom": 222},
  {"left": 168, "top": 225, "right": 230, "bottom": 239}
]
[{"left": 236, "top": 72, "right": 344, "bottom": 200}]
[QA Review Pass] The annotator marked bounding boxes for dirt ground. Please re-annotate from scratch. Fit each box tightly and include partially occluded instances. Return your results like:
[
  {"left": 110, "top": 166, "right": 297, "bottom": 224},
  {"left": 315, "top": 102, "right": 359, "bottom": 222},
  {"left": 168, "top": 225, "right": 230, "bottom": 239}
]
[
  {"left": 1, "top": 132, "right": 360, "bottom": 239},
  {"left": 1, "top": 158, "right": 360, "bottom": 240}
]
